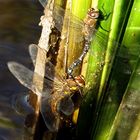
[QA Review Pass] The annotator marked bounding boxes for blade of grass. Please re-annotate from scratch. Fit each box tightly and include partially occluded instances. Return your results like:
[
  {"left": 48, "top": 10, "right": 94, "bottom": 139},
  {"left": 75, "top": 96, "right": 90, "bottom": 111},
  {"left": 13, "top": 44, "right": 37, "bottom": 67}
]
[
  {"left": 65, "top": 0, "right": 92, "bottom": 123},
  {"left": 66, "top": 0, "right": 92, "bottom": 76},
  {"left": 76, "top": 0, "right": 115, "bottom": 139},
  {"left": 53, "top": 0, "right": 91, "bottom": 139},
  {"left": 98, "top": 0, "right": 133, "bottom": 99},
  {"left": 105, "top": 0, "right": 140, "bottom": 139},
  {"left": 55, "top": 0, "right": 91, "bottom": 75},
  {"left": 89, "top": 0, "right": 134, "bottom": 140},
  {"left": 109, "top": 54, "right": 140, "bottom": 140}
]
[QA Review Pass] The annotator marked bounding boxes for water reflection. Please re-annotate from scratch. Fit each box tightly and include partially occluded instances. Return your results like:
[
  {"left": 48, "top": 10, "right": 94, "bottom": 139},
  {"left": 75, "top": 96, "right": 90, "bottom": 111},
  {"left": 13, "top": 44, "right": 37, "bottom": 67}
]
[{"left": 0, "top": 0, "right": 43, "bottom": 139}]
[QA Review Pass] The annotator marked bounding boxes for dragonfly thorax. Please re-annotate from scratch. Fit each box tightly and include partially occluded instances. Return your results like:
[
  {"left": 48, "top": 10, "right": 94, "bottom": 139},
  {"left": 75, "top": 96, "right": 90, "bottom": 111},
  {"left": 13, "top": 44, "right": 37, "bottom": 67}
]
[
  {"left": 65, "top": 75, "right": 85, "bottom": 93},
  {"left": 74, "top": 75, "right": 85, "bottom": 88},
  {"left": 66, "top": 79, "right": 79, "bottom": 92}
]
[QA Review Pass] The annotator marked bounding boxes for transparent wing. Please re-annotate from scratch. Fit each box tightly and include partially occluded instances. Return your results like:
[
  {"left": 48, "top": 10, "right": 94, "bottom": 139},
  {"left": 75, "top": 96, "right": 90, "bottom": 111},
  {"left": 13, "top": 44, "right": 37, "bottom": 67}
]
[
  {"left": 40, "top": 3, "right": 84, "bottom": 42},
  {"left": 11, "top": 93, "right": 34, "bottom": 116},
  {"left": 43, "top": 3, "right": 123, "bottom": 54},
  {"left": 40, "top": 95, "right": 60, "bottom": 131},
  {"left": 53, "top": 5, "right": 84, "bottom": 30},
  {"left": 58, "top": 96, "right": 74, "bottom": 116},
  {"left": 40, "top": 91, "right": 74, "bottom": 131},
  {"left": 53, "top": 5, "right": 84, "bottom": 42},
  {"left": 7, "top": 61, "right": 53, "bottom": 96},
  {"left": 88, "top": 31, "right": 125, "bottom": 64},
  {"left": 28, "top": 44, "right": 37, "bottom": 66},
  {"left": 40, "top": 2, "right": 125, "bottom": 49},
  {"left": 54, "top": 4, "right": 133, "bottom": 60},
  {"left": 53, "top": 5, "right": 124, "bottom": 47},
  {"left": 28, "top": 43, "right": 65, "bottom": 83},
  {"left": 39, "top": 0, "right": 48, "bottom": 7}
]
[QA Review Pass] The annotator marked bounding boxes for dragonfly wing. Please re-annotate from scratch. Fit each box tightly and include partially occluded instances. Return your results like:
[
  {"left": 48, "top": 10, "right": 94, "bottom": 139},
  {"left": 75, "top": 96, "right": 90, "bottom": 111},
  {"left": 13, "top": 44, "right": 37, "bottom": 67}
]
[
  {"left": 58, "top": 96, "right": 74, "bottom": 116},
  {"left": 89, "top": 29, "right": 130, "bottom": 62},
  {"left": 53, "top": 5, "right": 84, "bottom": 42},
  {"left": 39, "top": 3, "right": 87, "bottom": 43},
  {"left": 39, "top": 0, "right": 47, "bottom": 7},
  {"left": 7, "top": 61, "right": 53, "bottom": 96},
  {"left": 28, "top": 43, "right": 64, "bottom": 82},
  {"left": 11, "top": 93, "right": 34, "bottom": 116},
  {"left": 40, "top": 96, "right": 60, "bottom": 132},
  {"left": 28, "top": 44, "right": 38, "bottom": 66},
  {"left": 8, "top": 61, "right": 34, "bottom": 91}
]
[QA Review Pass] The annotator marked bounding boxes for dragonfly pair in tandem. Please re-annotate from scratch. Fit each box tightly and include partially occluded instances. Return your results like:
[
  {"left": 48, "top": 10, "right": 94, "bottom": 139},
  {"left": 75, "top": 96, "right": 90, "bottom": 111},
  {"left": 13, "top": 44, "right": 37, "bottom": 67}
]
[
  {"left": 8, "top": 2, "right": 114, "bottom": 132},
  {"left": 8, "top": 44, "right": 85, "bottom": 132}
]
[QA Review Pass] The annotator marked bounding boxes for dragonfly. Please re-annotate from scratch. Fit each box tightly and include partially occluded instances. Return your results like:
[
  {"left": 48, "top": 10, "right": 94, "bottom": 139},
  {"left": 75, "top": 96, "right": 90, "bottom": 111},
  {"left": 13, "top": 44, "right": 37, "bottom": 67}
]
[
  {"left": 40, "top": 0, "right": 108, "bottom": 77},
  {"left": 8, "top": 44, "right": 85, "bottom": 132}
]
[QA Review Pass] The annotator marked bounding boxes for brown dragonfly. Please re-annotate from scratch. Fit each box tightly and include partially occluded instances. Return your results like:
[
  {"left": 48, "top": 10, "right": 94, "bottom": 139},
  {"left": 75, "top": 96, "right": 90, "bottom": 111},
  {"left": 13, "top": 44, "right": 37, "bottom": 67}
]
[
  {"left": 8, "top": 44, "right": 85, "bottom": 131},
  {"left": 38, "top": 1, "right": 114, "bottom": 77}
]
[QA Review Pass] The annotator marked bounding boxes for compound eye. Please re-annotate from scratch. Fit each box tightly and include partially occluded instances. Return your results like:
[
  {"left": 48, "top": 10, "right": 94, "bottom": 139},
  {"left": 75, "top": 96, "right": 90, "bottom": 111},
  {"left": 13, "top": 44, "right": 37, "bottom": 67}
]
[
  {"left": 91, "top": 13, "right": 95, "bottom": 17},
  {"left": 88, "top": 8, "right": 99, "bottom": 19}
]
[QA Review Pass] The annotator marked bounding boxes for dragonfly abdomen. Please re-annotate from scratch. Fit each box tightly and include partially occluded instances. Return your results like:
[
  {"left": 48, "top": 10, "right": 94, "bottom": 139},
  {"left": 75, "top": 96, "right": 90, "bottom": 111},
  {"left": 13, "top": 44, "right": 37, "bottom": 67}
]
[{"left": 67, "top": 8, "right": 99, "bottom": 77}]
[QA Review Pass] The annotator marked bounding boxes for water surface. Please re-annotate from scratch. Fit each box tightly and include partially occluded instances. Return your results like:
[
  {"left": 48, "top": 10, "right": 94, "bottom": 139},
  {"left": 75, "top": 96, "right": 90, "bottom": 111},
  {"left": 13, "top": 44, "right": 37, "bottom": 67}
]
[{"left": 0, "top": 0, "right": 43, "bottom": 139}]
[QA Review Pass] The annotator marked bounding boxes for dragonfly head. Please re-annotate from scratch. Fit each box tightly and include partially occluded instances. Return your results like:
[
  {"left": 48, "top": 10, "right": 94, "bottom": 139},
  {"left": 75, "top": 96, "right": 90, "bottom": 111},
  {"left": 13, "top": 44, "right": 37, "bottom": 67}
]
[
  {"left": 88, "top": 8, "right": 99, "bottom": 19},
  {"left": 83, "top": 8, "right": 99, "bottom": 29}
]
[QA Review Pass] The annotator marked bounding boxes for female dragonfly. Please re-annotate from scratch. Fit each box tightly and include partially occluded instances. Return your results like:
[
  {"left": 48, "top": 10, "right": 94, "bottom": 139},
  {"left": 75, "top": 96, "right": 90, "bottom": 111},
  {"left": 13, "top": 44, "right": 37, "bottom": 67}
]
[{"left": 8, "top": 44, "right": 85, "bottom": 132}]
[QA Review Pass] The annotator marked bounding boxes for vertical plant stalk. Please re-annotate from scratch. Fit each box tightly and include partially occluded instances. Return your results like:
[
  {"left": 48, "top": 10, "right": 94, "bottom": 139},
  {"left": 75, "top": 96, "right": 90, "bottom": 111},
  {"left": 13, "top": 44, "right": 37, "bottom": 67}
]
[
  {"left": 91, "top": 0, "right": 135, "bottom": 139},
  {"left": 55, "top": 0, "right": 72, "bottom": 74},
  {"left": 106, "top": 0, "right": 140, "bottom": 139},
  {"left": 76, "top": 0, "right": 114, "bottom": 139},
  {"left": 108, "top": 55, "right": 140, "bottom": 140},
  {"left": 89, "top": 0, "right": 134, "bottom": 140},
  {"left": 38, "top": 0, "right": 55, "bottom": 52},
  {"left": 68, "top": 0, "right": 92, "bottom": 124},
  {"left": 54, "top": 0, "right": 91, "bottom": 123},
  {"left": 98, "top": 0, "right": 133, "bottom": 100},
  {"left": 55, "top": 0, "right": 91, "bottom": 128},
  {"left": 67, "top": 0, "right": 91, "bottom": 76},
  {"left": 55, "top": 0, "right": 91, "bottom": 75},
  {"left": 25, "top": 0, "right": 55, "bottom": 138}
]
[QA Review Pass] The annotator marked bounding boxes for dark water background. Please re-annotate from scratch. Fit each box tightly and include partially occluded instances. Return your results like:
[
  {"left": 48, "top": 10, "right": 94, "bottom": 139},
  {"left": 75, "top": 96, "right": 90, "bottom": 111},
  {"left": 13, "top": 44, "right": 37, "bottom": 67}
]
[{"left": 0, "top": 0, "right": 43, "bottom": 139}]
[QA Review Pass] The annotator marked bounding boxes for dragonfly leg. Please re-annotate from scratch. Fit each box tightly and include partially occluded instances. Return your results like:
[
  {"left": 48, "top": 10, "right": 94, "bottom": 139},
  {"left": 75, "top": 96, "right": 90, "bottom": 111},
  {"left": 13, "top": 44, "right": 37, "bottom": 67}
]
[{"left": 100, "top": 4, "right": 112, "bottom": 21}]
